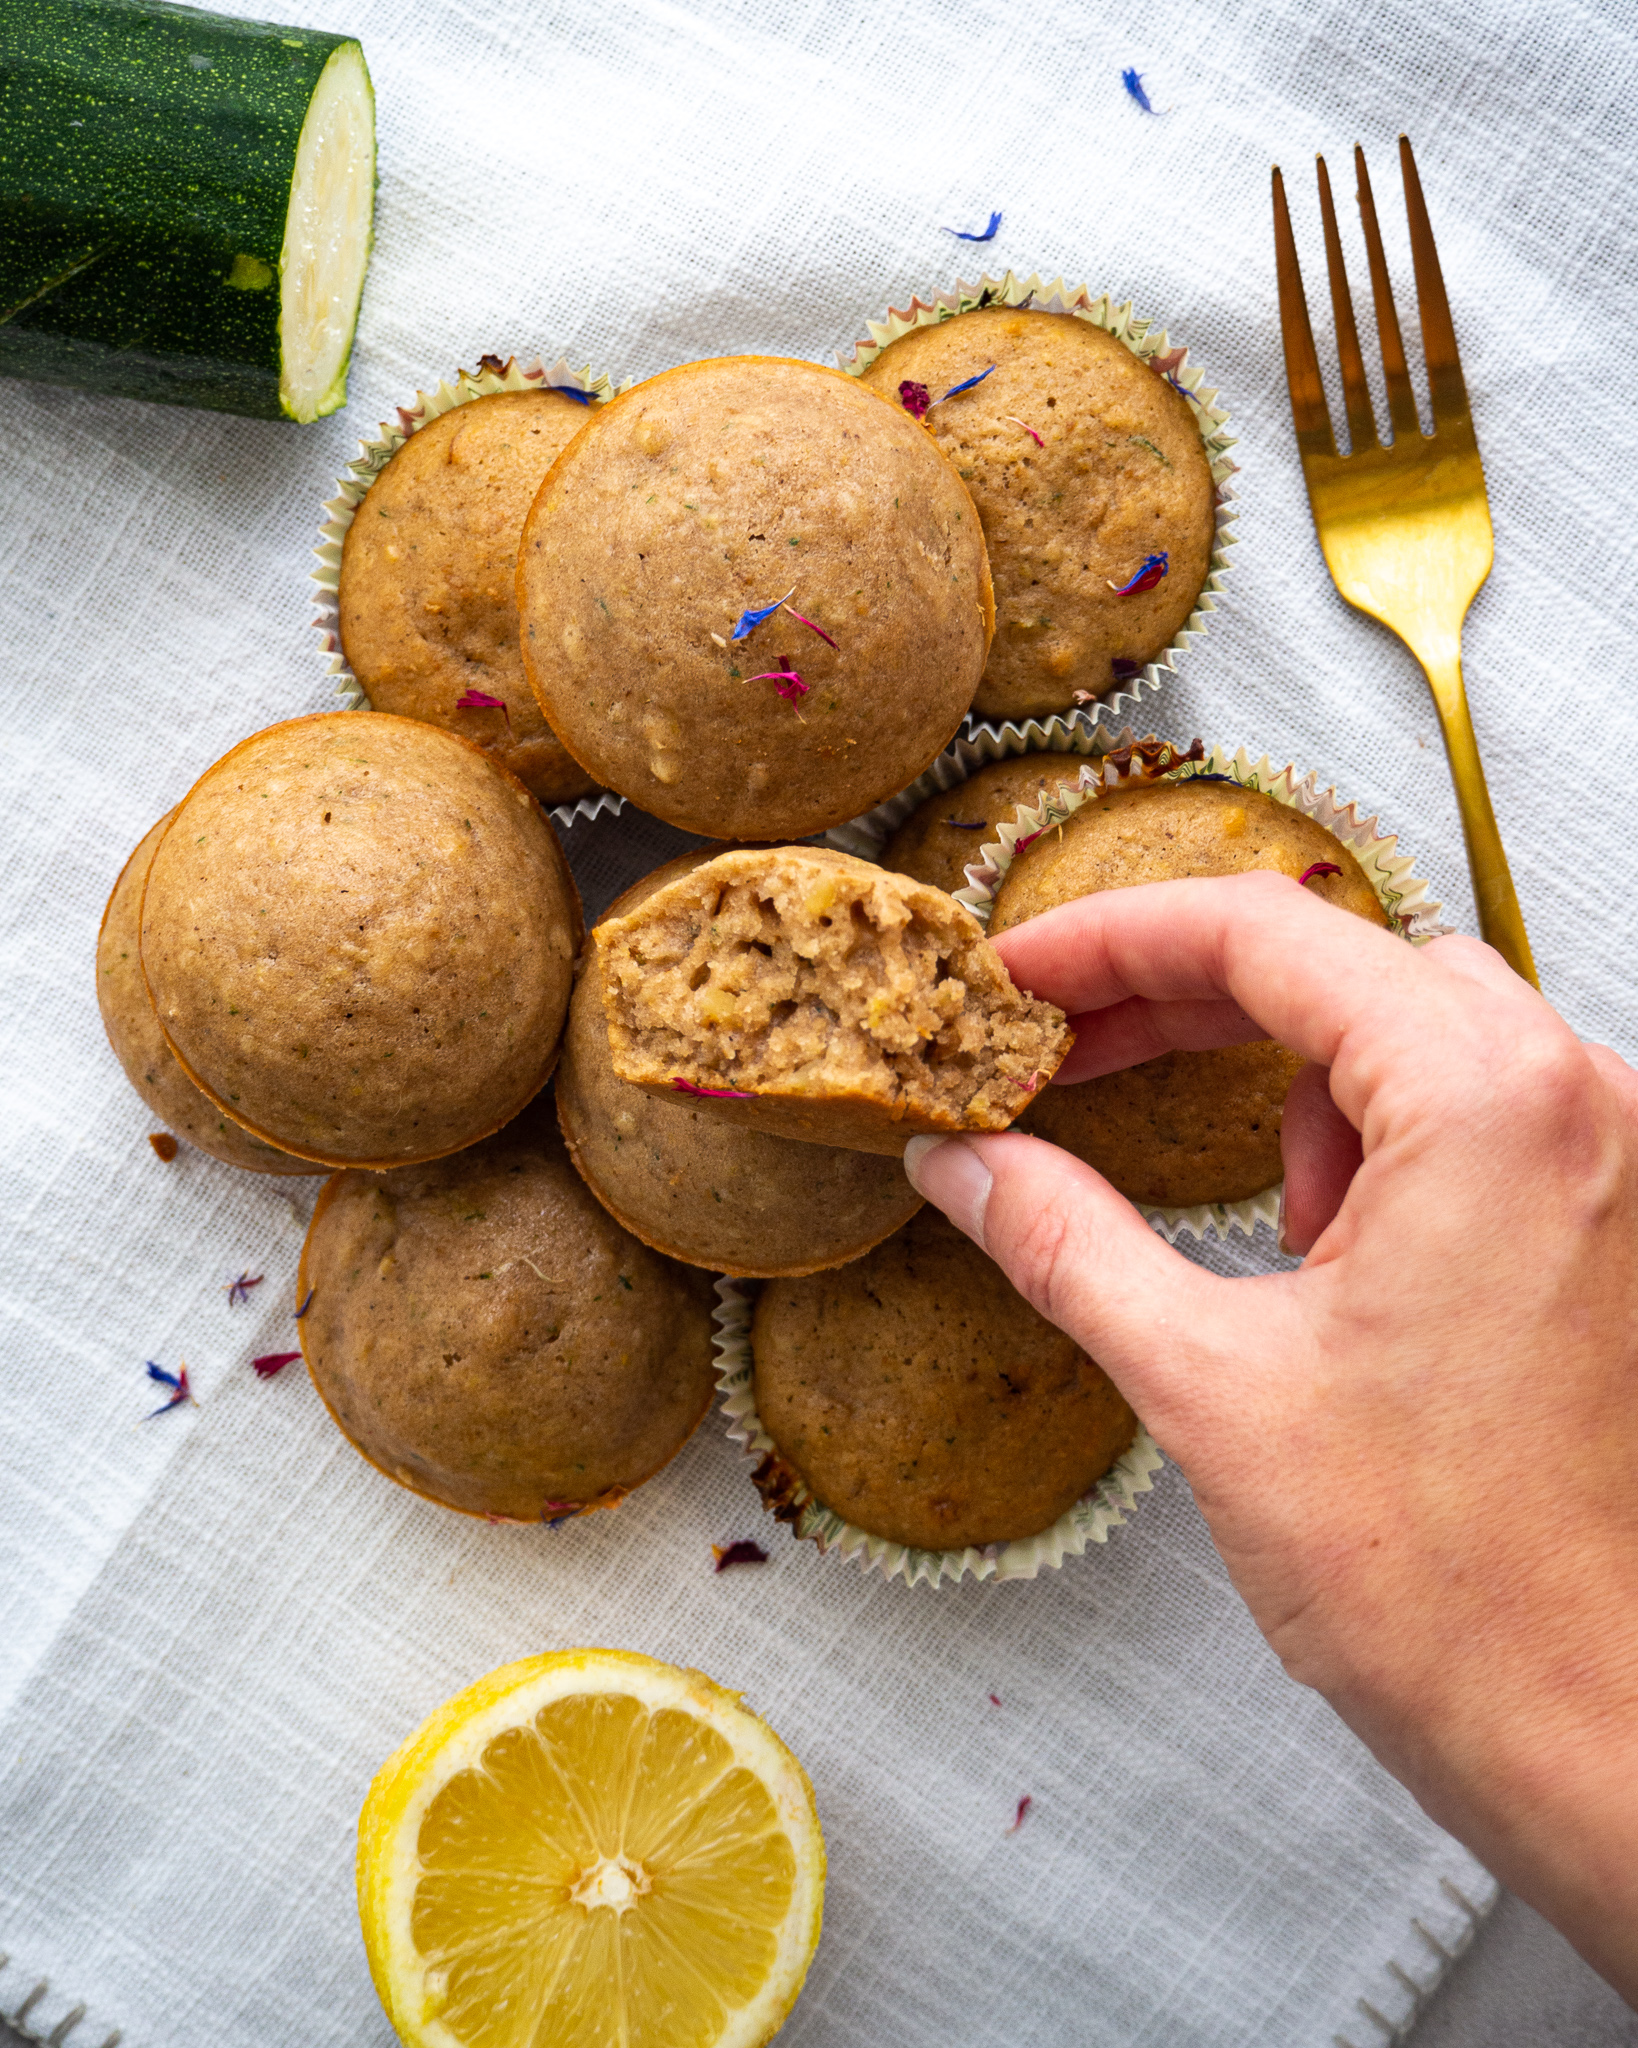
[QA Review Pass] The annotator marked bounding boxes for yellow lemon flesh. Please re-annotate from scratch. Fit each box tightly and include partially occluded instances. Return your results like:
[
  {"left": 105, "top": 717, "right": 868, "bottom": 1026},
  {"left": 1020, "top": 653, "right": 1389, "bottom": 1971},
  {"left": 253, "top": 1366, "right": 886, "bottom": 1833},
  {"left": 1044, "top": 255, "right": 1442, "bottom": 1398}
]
[{"left": 358, "top": 1649, "right": 825, "bottom": 2048}]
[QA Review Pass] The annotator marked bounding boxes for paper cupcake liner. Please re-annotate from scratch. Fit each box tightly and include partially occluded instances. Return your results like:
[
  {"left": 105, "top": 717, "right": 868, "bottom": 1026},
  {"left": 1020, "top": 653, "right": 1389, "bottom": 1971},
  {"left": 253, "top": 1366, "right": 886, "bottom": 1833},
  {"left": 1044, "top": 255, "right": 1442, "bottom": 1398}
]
[
  {"left": 711, "top": 1277, "right": 1162, "bottom": 1590},
  {"left": 922, "top": 735, "right": 1449, "bottom": 1243},
  {"left": 310, "top": 352, "right": 628, "bottom": 832},
  {"left": 839, "top": 271, "right": 1238, "bottom": 733}
]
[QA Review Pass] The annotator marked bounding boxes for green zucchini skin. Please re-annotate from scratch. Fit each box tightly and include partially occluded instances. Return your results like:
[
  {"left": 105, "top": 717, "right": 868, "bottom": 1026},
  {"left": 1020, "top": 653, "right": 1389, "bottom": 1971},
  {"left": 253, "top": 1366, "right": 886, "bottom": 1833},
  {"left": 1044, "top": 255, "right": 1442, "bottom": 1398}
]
[{"left": 0, "top": 0, "right": 367, "bottom": 418}]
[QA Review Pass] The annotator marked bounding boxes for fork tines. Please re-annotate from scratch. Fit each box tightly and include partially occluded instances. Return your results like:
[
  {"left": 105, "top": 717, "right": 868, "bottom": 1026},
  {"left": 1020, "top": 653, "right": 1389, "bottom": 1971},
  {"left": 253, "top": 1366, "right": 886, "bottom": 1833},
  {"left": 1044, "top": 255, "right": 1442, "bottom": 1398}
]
[{"left": 1273, "top": 136, "right": 1473, "bottom": 456}]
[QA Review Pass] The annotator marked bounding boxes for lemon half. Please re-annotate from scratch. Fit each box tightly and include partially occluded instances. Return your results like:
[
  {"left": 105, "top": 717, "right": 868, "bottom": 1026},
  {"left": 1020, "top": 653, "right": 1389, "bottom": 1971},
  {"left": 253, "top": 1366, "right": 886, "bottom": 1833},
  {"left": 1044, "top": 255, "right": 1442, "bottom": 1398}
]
[{"left": 358, "top": 1649, "right": 825, "bottom": 2048}]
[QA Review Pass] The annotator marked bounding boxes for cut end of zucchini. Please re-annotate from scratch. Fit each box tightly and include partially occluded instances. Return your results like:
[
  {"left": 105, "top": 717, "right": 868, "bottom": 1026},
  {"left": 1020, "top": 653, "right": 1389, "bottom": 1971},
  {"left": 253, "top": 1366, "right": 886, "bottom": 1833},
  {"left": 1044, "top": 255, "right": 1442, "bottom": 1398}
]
[{"left": 279, "top": 40, "right": 375, "bottom": 424}]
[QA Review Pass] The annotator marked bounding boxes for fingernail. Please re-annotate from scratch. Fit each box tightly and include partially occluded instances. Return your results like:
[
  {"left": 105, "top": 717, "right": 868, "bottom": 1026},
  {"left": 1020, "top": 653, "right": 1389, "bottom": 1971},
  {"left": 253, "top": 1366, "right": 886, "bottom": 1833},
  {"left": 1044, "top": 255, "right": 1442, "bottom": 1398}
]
[
  {"left": 1276, "top": 1179, "right": 1291, "bottom": 1258},
  {"left": 903, "top": 1135, "right": 992, "bottom": 1250}
]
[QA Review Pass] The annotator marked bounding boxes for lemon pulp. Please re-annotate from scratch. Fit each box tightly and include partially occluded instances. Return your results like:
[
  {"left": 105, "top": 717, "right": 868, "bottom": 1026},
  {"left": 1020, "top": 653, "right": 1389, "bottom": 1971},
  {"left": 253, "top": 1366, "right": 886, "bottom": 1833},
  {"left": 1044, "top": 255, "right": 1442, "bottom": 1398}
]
[{"left": 403, "top": 1688, "right": 802, "bottom": 2048}]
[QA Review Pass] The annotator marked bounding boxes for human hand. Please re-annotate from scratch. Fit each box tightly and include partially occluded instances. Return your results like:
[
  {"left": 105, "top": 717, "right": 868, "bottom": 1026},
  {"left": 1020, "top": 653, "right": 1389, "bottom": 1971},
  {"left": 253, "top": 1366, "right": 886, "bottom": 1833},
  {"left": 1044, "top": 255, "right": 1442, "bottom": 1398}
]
[{"left": 906, "top": 872, "right": 1638, "bottom": 2003}]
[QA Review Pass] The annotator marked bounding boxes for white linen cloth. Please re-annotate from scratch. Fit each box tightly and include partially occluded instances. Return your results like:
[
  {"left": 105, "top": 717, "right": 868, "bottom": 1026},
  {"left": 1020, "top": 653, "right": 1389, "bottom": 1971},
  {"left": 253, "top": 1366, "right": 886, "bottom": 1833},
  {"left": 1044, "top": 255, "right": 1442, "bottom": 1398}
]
[{"left": 3, "top": 0, "right": 1635, "bottom": 2039}]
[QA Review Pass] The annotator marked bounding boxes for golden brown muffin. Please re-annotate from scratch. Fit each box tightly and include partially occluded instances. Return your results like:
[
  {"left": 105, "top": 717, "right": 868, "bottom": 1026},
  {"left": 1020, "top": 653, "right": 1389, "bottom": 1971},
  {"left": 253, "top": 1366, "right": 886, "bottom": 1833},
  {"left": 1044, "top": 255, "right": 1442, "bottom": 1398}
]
[
  {"left": 881, "top": 754, "right": 1080, "bottom": 896},
  {"left": 558, "top": 849, "right": 922, "bottom": 1275},
  {"left": 141, "top": 714, "right": 581, "bottom": 1170},
  {"left": 298, "top": 1114, "right": 717, "bottom": 1519},
  {"left": 991, "top": 775, "right": 1388, "bottom": 1207},
  {"left": 339, "top": 390, "right": 602, "bottom": 806},
  {"left": 593, "top": 846, "right": 1069, "bottom": 1158},
  {"left": 857, "top": 308, "right": 1215, "bottom": 723},
  {"left": 97, "top": 813, "right": 311, "bottom": 1174},
  {"left": 752, "top": 1205, "right": 1137, "bottom": 1551},
  {"left": 517, "top": 355, "right": 994, "bottom": 840}
]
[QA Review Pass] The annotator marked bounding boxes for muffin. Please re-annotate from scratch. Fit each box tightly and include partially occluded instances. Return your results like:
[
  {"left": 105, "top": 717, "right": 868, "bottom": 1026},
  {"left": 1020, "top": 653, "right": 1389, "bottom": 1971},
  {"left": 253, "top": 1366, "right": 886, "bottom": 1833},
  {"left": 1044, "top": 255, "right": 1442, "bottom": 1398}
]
[
  {"left": 593, "top": 846, "right": 1070, "bottom": 1157},
  {"left": 856, "top": 307, "right": 1215, "bottom": 723},
  {"left": 299, "top": 1113, "right": 717, "bottom": 1519},
  {"left": 752, "top": 1205, "right": 1137, "bottom": 1552},
  {"left": 881, "top": 754, "right": 1076, "bottom": 896},
  {"left": 516, "top": 355, "right": 993, "bottom": 840},
  {"left": 558, "top": 849, "right": 923, "bottom": 1275},
  {"left": 97, "top": 812, "right": 310, "bottom": 1174},
  {"left": 989, "top": 774, "right": 1388, "bottom": 1207},
  {"left": 338, "top": 389, "right": 601, "bottom": 805},
  {"left": 141, "top": 714, "right": 581, "bottom": 1170}
]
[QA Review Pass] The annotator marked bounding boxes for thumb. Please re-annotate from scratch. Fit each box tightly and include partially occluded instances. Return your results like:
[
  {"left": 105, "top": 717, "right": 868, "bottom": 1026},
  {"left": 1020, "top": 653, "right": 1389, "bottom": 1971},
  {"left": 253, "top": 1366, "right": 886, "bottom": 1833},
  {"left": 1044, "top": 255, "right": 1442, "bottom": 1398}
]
[{"left": 903, "top": 1129, "right": 1260, "bottom": 1432}]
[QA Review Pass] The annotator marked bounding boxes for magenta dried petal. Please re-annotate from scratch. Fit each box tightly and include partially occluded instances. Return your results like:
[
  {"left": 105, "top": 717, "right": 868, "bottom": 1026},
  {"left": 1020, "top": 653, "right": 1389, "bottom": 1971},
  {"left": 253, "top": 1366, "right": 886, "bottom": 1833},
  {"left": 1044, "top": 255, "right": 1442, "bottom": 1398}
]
[
  {"left": 252, "top": 1351, "right": 301, "bottom": 1379},
  {"left": 1297, "top": 862, "right": 1344, "bottom": 888},
  {"left": 1004, "top": 415, "right": 1043, "bottom": 447},
  {"left": 712, "top": 1539, "right": 769, "bottom": 1572},
  {"left": 672, "top": 1078, "right": 754, "bottom": 1100},
  {"left": 898, "top": 379, "right": 931, "bottom": 420},
  {"left": 782, "top": 604, "right": 838, "bottom": 648}
]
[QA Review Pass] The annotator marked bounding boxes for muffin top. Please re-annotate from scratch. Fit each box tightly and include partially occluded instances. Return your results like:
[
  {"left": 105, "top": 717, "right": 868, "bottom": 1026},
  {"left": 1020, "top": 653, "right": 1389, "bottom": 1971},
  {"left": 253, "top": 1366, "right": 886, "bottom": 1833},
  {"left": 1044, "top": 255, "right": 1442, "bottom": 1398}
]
[
  {"left": 991, "top": 776, "right": 1390, "bottom": 932},
  {"left": 881, "top": 754, "right": 1079, "bottom": 897},
  {"left": 752, "top": 1205, "right": 1137, "bottom": 1552},
  {"left": 1019, "top": 1042, "right": 1307, "bottom": 1209},
  {"left": 594, "top": 845, "right": 1069, "bottom": 1157},
  {"left": 517, "top": 355, "right": 994, "bottom": 840},
  {"left": 558, "top": 849, "right": 922, "bottom": 1275},
  {"left": 97, "top": 813, "right": 311, "bottom": 1176},
  {"left": 141, "top": 713, "right": 582, "bottom": 1169},
  {"left": 299, "top": 1113, "right": 717, "bottom": 1519},
  {"left": 857, "top": 308, "right": 1215, "bottom": 723},
  {"left": 339, "top": 389, "right": 601, "bottom": 806}
]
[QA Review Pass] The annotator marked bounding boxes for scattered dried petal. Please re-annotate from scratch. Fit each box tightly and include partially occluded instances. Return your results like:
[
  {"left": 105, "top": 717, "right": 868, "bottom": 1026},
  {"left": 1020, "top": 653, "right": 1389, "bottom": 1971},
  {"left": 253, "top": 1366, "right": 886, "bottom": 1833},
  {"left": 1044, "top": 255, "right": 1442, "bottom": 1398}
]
[
  {"left": 225, "top": 1271, "right": 264, "bottom": 1308},
  {"left": 555, "top": 385, "right": 596, "bottom": 404},
  {"left": 1110, "top": 656, "right": 1142, "bottom": 680},
  {"left": 936, "top": 365, "right": 996, "bottom": 405},
  {"left": 672, "top": 1078, "right": 754, "bottom": 1099},
  {"left": 731, "top": 587, "right": 798, "bottom": 641},
  {"left": 989, "top": 1692, "right": 1002, "bottom": 1707},
  {"left": 712, "top": 1539, "right": 770, "bottom": 1572},
  {"left": 252, "top": 1351, "right": 301, "bottom": 1379},
  {"left": 1007, "top": 1794, "right": 1033, "bottom": 1833},
  {"left": 1004, "top": 415, "right": 1044, "bottom": 447},
  {"left": 294, "top": 1288, "right": 315, "bottom": 1320},
  {"left": 747, "top": 669, "right": 809, "bottom": 704},
  {"left": 1298, "top": 862, "right": 1343, "bottom": 888},
  {"left": 898, "top": 380, "right": 932, "bottom": 420},
  {"left": 782, "top": 604, "right": 837, "bottom": 648},
  {"left": 148, "top": 1132, "right": 178, "bottom": 1161},
  {"left": 945, "top": 210, "right": 1003, "bottom": 242},
  {"left": 1122, "top": 66, "right": 1157, "bottom": 113},
  {"left": 144, "top": 1360, "right": 193, "bottom": 1417},
  {"left": 456, "top": 689, "right": 506, "bottom": 711},
  {"left": 944, "top": 819, "right": 988, "bottom": 830},
  {"left": 1108, "top": 552, "right": 1169, "bottom": 595}
]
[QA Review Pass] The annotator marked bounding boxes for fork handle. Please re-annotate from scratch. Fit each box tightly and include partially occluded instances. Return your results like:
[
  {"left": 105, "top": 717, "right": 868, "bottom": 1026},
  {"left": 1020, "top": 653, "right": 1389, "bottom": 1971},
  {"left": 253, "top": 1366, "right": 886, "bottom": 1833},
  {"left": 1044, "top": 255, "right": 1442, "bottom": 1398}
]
[{"left": 1420, "top": 651, "right": 1539, "bottom": 987}]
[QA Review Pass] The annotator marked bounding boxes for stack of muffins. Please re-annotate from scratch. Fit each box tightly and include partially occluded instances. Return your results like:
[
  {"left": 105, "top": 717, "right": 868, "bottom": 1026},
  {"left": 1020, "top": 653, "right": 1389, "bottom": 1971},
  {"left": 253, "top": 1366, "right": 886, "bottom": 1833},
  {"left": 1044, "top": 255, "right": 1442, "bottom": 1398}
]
[{"left": 98, "top": 279, "right": 1420, "bottom": 1582}]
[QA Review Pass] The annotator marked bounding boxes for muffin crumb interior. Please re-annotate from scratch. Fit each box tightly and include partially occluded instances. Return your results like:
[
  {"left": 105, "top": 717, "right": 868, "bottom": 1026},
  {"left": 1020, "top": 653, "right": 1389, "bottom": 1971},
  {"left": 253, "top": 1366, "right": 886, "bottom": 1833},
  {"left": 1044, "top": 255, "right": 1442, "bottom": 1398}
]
[{"left": 598, "top": 855, "right": 1064, "bottom": 1129}]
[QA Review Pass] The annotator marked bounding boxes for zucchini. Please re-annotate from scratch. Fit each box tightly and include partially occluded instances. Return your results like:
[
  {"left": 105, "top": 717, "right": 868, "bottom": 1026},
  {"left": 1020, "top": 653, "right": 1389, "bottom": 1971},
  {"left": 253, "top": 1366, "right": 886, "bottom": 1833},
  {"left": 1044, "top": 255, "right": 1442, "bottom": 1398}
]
[{"left": 0, "top": 0, "right": 375, "bottom": 421}]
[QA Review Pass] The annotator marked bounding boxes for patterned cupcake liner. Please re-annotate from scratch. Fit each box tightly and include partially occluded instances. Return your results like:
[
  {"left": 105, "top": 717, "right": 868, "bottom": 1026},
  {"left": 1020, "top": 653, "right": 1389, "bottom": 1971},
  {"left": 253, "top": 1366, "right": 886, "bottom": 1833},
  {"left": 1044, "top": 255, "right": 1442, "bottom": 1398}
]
[
  {"left": 712, "top": 1277, "right": 1163, "bottom": 1591},
  {"left": 309, "top": 351, "right": 627, "bottom": 831},
  {"left": 930, "top": 735, "right": 1450, "bottom": 1243},
  {"left": 838, "top": 271, "right": 1238, "bottom": 734}
]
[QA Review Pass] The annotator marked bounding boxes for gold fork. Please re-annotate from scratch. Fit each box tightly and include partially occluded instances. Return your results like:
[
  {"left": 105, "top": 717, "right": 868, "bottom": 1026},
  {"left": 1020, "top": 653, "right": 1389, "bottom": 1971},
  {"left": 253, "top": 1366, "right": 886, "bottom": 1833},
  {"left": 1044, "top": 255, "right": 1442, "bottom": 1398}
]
[{"left": 1272, "top": 136, "right": 1536, "bottom": 985}]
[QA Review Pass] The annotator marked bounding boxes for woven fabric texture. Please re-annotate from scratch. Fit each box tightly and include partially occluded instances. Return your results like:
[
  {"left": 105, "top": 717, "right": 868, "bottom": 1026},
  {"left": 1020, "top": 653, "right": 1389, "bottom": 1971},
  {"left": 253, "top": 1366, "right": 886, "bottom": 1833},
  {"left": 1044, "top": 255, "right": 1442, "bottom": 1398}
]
[{"left": 4, "top": 0, "right": 1636, "bottom": 2040}]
